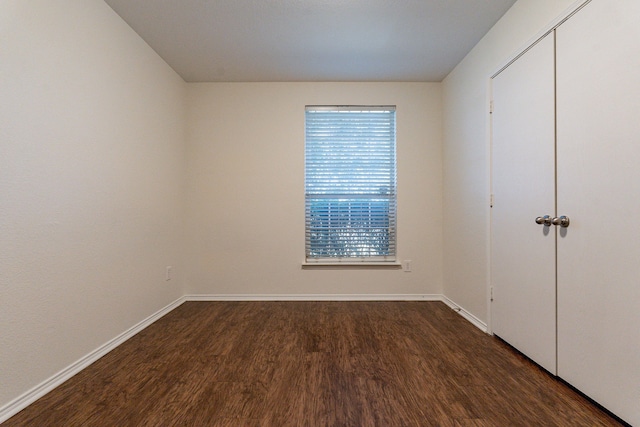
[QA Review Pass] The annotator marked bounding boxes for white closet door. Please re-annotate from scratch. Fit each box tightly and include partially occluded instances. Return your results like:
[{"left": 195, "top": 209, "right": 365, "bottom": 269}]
[
  {"left": 556, "top": 0, "right": 640, "bottom": 425},
  {"left": 491, "top": 33, "right": 557, "bottom": 374}
]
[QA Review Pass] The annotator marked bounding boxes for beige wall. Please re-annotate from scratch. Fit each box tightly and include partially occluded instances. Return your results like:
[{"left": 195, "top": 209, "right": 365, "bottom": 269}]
[
  {"left": 0, "top": 0, "right": 185, "bottom": 408},
  {"left": 442, "top": 0, "right": 580, "bottom": 323},
  {"left": 185, "top": 83, "right": 443, "bottom": 297}
]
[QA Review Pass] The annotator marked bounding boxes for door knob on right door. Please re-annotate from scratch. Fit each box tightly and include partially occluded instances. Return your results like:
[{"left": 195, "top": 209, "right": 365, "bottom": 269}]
[{"left": 552, "top": 216, "right": 570, "bottom": 228}]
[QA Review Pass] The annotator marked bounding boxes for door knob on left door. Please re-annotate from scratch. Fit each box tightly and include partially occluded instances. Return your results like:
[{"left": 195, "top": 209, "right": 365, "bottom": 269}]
[
  {"left": 552, "top": 216, "right": 570, "bottom": 228},
  {"left": 535, "top": 215, "right": 552, "bottom": 226}
]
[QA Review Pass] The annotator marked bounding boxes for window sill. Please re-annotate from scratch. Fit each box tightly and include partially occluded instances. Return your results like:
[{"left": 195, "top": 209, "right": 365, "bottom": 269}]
[{"left": 302, "top": 262, "right": 402, "bottom": 269}]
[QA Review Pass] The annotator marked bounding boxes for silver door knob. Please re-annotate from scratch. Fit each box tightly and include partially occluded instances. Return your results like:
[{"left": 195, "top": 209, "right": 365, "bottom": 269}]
[
  {"left": 535, "top": 215, "right": 552, "bottom": 226},
  {"left": 552, "top": 216, "right": 570, "bottom": 228}
]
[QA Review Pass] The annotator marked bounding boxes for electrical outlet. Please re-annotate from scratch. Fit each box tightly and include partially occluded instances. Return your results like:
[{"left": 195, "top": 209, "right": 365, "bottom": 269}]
[
  {"left": 403, "top": 260, "right": 412, "bottom": 272},
  {"left": 165, "top": 266, "right": 173, "bottom": 281}
]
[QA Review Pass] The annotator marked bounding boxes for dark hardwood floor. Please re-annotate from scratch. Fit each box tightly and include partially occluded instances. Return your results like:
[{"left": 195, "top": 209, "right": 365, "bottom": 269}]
[{"left": 3, "top": 301, "right": 624, "bottom": 426}]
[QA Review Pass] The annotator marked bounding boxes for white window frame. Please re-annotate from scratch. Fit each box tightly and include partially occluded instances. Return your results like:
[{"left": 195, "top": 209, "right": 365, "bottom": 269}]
[{"left": 304, "top": 106, "right": 397, "bottom": 264}]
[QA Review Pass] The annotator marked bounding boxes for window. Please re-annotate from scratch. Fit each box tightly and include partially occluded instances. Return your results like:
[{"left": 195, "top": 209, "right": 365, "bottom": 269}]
[{"left": 305, "top": 106, "right": 397, "bottom": 263}]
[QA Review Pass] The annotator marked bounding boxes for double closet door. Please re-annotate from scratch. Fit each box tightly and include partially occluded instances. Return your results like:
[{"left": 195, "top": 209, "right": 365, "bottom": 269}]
[{"left": 491, "top": 1, "right": 640, "bottom": 425}]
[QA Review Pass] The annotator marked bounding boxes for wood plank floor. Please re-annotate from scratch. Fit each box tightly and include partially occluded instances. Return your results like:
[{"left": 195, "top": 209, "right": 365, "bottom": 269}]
[{"left": 3, "top": 301, "right": 624, "bottom": 426}]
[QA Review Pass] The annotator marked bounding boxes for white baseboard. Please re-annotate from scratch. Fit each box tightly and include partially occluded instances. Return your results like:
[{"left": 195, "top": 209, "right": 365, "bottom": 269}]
[
  {"left": 1, "top": 293, "right": 486, "bottom": 423},
  {"left": 185, "top": 294, "right": 443, "bottom": 301},
  {"left": 0, "top": 296, "right": 186, "bottom": 424},
  {"left": 441, "top": 296, "right": 488, "bottom": 333}
]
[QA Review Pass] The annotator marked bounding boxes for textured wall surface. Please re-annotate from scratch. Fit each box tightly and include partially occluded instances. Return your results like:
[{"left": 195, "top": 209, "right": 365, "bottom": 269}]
[
  {"left": 0, "top": 0, "right": 186, "bottom": 409},
  {"left": 184, "top": 82, "right": 443, "bottom": 297},
  {"left": 442, "top": 0, "right": 582, "bottom": 323}
]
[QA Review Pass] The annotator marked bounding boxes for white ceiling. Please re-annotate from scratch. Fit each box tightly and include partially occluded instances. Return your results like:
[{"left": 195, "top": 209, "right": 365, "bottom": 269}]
[{"left": 103, "top": 0, "right": 517, "bottom": 82}]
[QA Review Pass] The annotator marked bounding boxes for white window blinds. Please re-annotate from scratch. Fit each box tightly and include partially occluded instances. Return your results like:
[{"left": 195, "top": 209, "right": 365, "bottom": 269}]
[{"left": 305, "top": 106, "right": 397, "bottom": 262}]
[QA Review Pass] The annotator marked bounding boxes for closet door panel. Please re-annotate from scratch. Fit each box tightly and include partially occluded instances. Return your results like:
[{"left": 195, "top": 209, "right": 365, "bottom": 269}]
[
  {"left": 556, "top": 0, "right": 640, "bottom": 424},
  {"left": 491, "top": 33, "right": 557, "bottom": 374}
]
